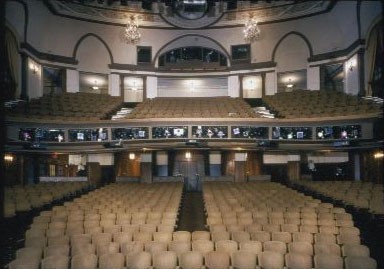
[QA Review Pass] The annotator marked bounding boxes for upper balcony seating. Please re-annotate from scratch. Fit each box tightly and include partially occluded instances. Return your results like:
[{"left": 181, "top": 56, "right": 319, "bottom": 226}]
[
  {"left": 7, "top": 92, "right": 123, "bottom": 121},
  {"left": 124, "top": 97, "right": 258, "bottom": 119},
  {"left": 263, "top": 90, "right": 383, "bottom": 119}
]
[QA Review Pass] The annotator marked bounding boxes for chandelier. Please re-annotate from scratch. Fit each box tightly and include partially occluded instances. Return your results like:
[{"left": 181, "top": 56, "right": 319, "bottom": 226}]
[
  {"left": 243, "top": 18, "right": 261, "bottom": 42},
  {"left": 124, "top": 16, "right": 141, "bottom": 44}
]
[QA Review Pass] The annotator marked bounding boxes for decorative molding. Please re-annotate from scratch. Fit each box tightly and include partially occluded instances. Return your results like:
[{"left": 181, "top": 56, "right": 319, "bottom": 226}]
[
  {"left": 271, "top": 31, "right": 314, "bottom": 62},
  {"left": 42, "top": 0, "right": 335, "bottom": 29},
  {"left": 308, "top": 39, "right": 365, "bottom": 63},
  {"left": 73, "top": 33, "right": 114, "bottom": 64},
  {"left": 20, "top": 42, "right": 78, "bottom": 65}
]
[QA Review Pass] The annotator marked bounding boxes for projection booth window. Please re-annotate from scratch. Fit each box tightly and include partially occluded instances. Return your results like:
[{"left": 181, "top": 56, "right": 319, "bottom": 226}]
[{"left": 158, "top": 46, "right": 227, "bottom": 67}]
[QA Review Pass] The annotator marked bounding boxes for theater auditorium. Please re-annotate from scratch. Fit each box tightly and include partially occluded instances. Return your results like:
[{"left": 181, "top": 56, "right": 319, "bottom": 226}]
[{"left": 1, "top": 0, "right": 383, "bottom": 268}]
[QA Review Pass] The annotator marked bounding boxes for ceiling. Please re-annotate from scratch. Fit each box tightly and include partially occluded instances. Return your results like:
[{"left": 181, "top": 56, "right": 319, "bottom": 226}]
[{"left": 45, "top": 0, "right": 335, "bottom": 29}]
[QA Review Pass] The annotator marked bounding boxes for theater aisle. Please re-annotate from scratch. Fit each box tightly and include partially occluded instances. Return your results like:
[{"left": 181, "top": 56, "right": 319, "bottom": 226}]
[{"left": 177, "top": 191, "right": 207, "bottom": 232}]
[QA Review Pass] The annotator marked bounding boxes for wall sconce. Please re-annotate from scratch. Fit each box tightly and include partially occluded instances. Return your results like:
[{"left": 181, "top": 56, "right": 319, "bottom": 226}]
[
  {"left": 129, "top": 153, "right": 135, "bottom": 160},
  {"left": 4, "top": 154, "right": 14, "bottom": 163},
  {"left": 348, "top": 59, "right": 356, "bottom": 72},
  {"left": 30, "top": 62, "right": 39, "bottom": 74},
  {"left": 374, "top": 151, "right": 384, "bottom": 159},
  {"left": 185, "top": 151, "right": 192, "bottom": 160}
]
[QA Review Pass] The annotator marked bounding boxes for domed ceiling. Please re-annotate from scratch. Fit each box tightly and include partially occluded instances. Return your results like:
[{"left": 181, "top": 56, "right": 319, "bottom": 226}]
[{"left": 45, "top": 0, "right": 335, "bottom": 29}]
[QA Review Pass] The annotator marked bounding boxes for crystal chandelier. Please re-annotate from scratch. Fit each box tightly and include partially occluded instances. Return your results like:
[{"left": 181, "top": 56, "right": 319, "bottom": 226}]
[
  {"left": 124, "top": 16, "right": 141, "bottom": 44},
  {"left": 243, "top": 18, "right": 261, "bottom": 42}
]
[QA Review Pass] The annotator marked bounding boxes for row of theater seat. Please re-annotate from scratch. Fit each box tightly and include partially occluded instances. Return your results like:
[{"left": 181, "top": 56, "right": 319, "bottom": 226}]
[
  {"left": 124, "top": 97, "right": 259, "bottom": 119},
  {"left": 263, "top": 90, "right": 382, "bottom": 119},
  {"left": 10, "top": 249, "right": 378, "bottom": 269},
  {"left": 4, "top": 182, "right": 91, "bottom": 218},
  {"left": 7, "top": 92, "right": 123, "bottom": 121},
  {"left": 202, "top": 181, "right": 377, "bottom": 268},
  {"left": 292, "top": 181, "right": 384, "bottom": 215},
  {"left": 7, "top": 181, "right": 378, "bottom": 268}
]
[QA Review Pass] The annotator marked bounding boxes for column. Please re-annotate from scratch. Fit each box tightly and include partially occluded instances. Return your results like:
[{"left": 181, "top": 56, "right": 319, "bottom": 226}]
[
  {"left": 357, "top": 48, "right": 365, "bottom": 96},
  {"left": 20, "top": 53, "right": 28, "bottom": 100},
  {"left": 234, "top": 153, "right": 247, "bottom": 182},
  {"left": 66, "top": 69, "right": 79, "bottom": 93},
  {"left": 209, "top": 151, "right": 221, "bottom": 177},
  {"left": 307, "top": 66, "right": 320, "bottom": 91},
  {"left": 156, "top": 151, "right": 168, "bottom": 177},
  {"left": 140, "top": 153, "right": 153, "bottom": 183},
  {"left": 108, "top": 73, "right": 120, "bottom": 96}
]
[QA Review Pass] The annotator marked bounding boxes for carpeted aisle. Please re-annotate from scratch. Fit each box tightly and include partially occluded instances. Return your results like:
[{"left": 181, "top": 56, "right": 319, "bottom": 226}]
[{"left": 177, "top": 191, "right": 207, "bottom": 232}]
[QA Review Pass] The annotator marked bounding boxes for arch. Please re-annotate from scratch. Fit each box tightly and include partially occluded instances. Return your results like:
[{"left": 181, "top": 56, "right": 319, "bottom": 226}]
[
  {"left": 6, "top": 0, "right": 28, "bottom": 42},
  {"left": 72, "top": 33, "right": 114, "bottom": 64},
  {"left": 271, "top": 31, "right": 313, "bottom": 62},
  {"left": 152, "top": 34, "right": 231, "bottom": 66}
]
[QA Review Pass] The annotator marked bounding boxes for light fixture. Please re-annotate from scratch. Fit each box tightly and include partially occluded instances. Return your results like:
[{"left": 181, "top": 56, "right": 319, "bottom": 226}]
[
  {"left": 374, "top": 151, "right": 384, "bottom": 159},
  {"left": 185, "top": 151, "right": 192, "bottom": 159},
  {"left": 286, "top": 78, "right": 294, "bottom": 88},
  {"left": 243, "top": 17, "right": 261, "bottom": 42},
  {"left": 124, "top": 16, "right": 141, "bottom": 44},
  {"left": 92, "top": 80, "right": 99, "bottom": 90},
  {"left": 4, "top": 154, "right": 14, "bottom": 162},
  {"left": 30, "top": 62, "right": 39, "bottom": 74},
  {"left": 129, "top": 153, "right": 135, "bottom": 160}
]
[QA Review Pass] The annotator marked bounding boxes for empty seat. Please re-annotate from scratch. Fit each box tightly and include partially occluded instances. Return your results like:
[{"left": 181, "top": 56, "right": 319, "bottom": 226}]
[
  {"left": 152, "top": 251, "right": 178, "bottom": 269},
  {"left": 285, "top": 253, "right": 313, "bottom": 269},
  {"left": 16, "top": 247, "right": 43, "bottom": 260},
  {"left": 215, "top": 240, "right": 238, "bottom": 256},
  {"left": 204, "top": 251, "right": 231, "bottom": 269},
  {"left": 211, "top": 231, "right": 230, "bottom": 242},
  {"left": 263, "top": 240, "right": 287, "bottom": 254},
  {"left": 231, "top": 231, "right": 251, "bottom": 243},
  {"left": 121, "top": 241, "right": 144, "bottom": 254},
  {"left": 173, "top": 231, "right": 191, "bottom": 242},
  {"left": 99, "top": 253, "right": 125, "bottom": 269},
  {"left": 251, "top": 231, "right": 271, "bottom": 242},
  {"left": 41, "top": 255, "right": 69, "bottom": 269},
  {"left": 9, "top": 257, "right": 40, "bottom": 269},
  {"left": 239, "top": 241, "right": 263, "bottom": 255},
  {"left": 271, "top": 231, "right": 292, "bottom": 243},
  {"left": 288, "top": 241, "right": 313, "bottom": 256},
  {"left": 179, "top": 251, "right": 204, "bottom": 269},
  {"left": 168, "top": 241, "right": 191, "bottom": 260},
  {"left": 126, "top": 251, "right": 152, "bottom": 269},
  {"left": 258, "top": 251, "right": 285, "bottom": 269},
  {"left": 314, "top": 243, "right": 341, "bottom": 256},
  {"left": 145, "top": 241, "right": 168, "bottom": 255},
  {"left": 344, "top": 256, "right": 377, "bottom": 269},
  {"left": 192, "top": 231, "right": 210, "bottom": 241},
  {"left": 71, "top": 253, "right": 98, "bottom": 269},
  {"left": 314, "top": 253, "right": 344, "bottom": 269},
  {"left": 191, "top": 239, "right": 214, "bottom": 255},
  {"left": 44, "top": 245, "right": 70, "bottom": 257},
  {"left": 71, "top": 243, "right": 96, "bottom": 256},
  {"left": 97, "top": 241, "right": 120, "bottom": 255},
  {"left": 342, "top": 244, "right": 370, "bottom": 257},
  {"left": 231, "top": 250, "right": 257, "bottom": 269}
]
